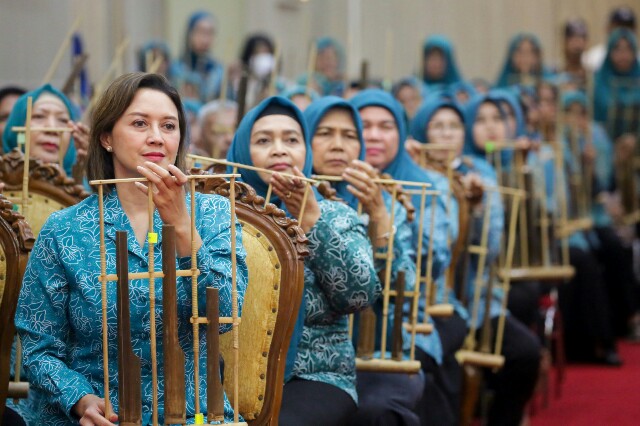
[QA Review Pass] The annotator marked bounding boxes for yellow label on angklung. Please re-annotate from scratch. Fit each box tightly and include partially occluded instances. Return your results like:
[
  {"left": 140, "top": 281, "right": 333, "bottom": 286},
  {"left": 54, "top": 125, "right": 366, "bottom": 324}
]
[
  {"left": 148, "top": 232, "right": 158, "bottom": 244},
  {"left": 194, "top": 413, "right": 204, "bottom": 424}
]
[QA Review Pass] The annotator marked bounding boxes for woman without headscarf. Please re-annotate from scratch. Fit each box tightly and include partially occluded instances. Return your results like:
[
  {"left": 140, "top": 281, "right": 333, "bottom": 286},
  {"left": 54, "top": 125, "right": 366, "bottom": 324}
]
[
  {"left": 170, "top": 11, "right": 225, "bottom": 102},
  {"left": 305, "top": 96, "right": 424, "bottom": 425},
  {"left": 14, "top": 73, "right": 248, "bottom": 425},
  {"left": 351, "top": 89, "right": 468, "bottom": 425},
  {"left": 296, "top": 37, "right": 346, "bottom": 97},
  {"left": 494, "top": 33, "right": 554, "bottom": 89},
  {"left": 226, "top": 96, "right": 381, "bottom": 425},
  {"left": 560, "top": 90, "right": 640, "bottom": 342},
  {"left": 2, "top": 84, "right": 89, "bottom": 183}
]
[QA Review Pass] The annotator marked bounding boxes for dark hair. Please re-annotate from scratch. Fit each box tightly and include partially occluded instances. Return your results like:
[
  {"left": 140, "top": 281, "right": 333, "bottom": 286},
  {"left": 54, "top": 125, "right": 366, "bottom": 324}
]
[
  {"left": 240, "top": 33, "right": 274, "bottom": 67},
  {"left": 565, "top": 18, "right": 588, "bottom": 38},
  {"left": 86, "top": 73, "right": 187, "bottom": 191},
  {"left": 609, "top": 6, "right": 636, "bottom": 29},
  {"left": 0, "top": 86, "right": 26, "bottom": 104}
]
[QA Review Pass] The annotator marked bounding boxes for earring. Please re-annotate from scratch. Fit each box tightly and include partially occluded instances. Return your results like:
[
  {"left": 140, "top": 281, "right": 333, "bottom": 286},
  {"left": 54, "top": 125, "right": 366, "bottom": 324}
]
[{"left": 106, "top": 146, "right": 113, "bottom": 152}]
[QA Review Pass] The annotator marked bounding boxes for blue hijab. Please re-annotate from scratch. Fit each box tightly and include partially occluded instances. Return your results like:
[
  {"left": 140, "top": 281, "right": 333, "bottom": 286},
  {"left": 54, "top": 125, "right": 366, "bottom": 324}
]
[
  {"left": 463, "top": 94, "right": 512, "bottom": 168},
  {"left": 593, "top": 28, "right": 640, "bottom": 127},
  {"left": 409, "top": 96, "right": 464, "bottom": 144},
  {"left": 350, "top": 89, "right": 441, "bottom": 208},
  {"left": 296, "top": 37, "right": 346, "bottom": 96},
  {"left": 280, "top": 85, "right": 319, "bottom": 102},
  {"left": 447, "top": 80, "right": 478, "bottom": 104},
  {"left": 181, "top": 11, "right": 217, "bottom": 73},
  {"left": 304, "top": 96, "right": 365, "bottom": 209},
  {"left": 422, "top": 35, "right": 463, "bottom": 88},
  {"left": 2, "top": 84, "right": 78, "bottom": 176},
  {"left": 227, "top": 96, "right": 316, "bottom": 380},
  {"left": 488, "top": 88, "right": 526, "bottom": 138},
  {"left": 494, "top": 33, "right": 552, "bottom": 89}
]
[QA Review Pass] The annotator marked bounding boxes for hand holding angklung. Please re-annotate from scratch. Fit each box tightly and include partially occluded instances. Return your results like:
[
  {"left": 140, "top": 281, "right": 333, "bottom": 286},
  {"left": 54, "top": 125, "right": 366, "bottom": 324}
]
[
  {"left": 134, "top": 162, "right": 201, "bottom": 256},
  {"left": 72, "top": 394, "right": 118, "bottom": 426},
  {"left": 343, "top": 160, "right": 388, "bottom": 223},
  {"left": 271, "top": 167, "right": 320, "bottom": 233},
  {"left": 68, "top": 120, "right": 90, "bottom": 162}
]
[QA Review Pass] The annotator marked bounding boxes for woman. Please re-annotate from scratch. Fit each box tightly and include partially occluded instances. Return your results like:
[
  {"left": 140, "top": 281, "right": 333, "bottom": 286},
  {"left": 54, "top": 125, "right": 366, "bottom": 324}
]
[
  {"left": 296, "top": 37, "right": 346, "bottom": 97},
  {"left": 593, "top": 28, "right": 640, "bottom": 141},
  {"left": 2, "top": 84, "right": 89, "bottom": 180},
  {"left": 14, "top": 73, "right": 248, "bottom": 425},
  {"left": 226, "top": 96, "right": 380, "bottom": 425},
  {"left": 279, "top": 85, "right": 319, "bottom": 112},
  {"left": 305, "top": 96, "right": 423, "bottom": 425},
  {"left": 171, "top": 11, "right": 224, "bottom": 102},
  {"left": 562, "top": 90, "right": 640, "bottom": 340},
  {"left": 461, "top": 94, "right": 541, "bottom": 425},
  {"left": 494, "top": 33, "right": 553, "bottom": 89},
  {"left": 351, "top": 89, "right": 466, "bottom": 425},
  {"left": 421, "top": 35, "right": 464, "bottom": 92}
]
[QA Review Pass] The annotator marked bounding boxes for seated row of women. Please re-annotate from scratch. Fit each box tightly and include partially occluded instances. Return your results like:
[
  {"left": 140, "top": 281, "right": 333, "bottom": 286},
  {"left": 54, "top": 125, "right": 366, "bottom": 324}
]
[{"left": 2, "top": 66, "right": 638, "bottom": 426}]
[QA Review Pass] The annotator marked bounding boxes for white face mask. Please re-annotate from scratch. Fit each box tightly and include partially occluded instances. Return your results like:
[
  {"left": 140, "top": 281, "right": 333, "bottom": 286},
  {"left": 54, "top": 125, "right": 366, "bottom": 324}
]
[{"left": 250, "top": 53, "right": 275, "bottom": 78}]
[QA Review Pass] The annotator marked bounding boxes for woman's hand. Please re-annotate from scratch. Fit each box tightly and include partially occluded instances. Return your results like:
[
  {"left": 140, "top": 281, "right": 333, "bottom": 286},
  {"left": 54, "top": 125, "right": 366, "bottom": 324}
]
[
  {"left": 343, "top": 160, "right": 392, "bottom": 246},
  {"left": 68, "top": 120, "right": 90, "bottom": 163},
  {"left": 461, "top": 172, "right": 485, "bottom": 209},
  {"left": 615, "top": 134, "right": 636, "bottom": 165},
  {"left": 135, "top": 162, "right": 202, "bottom": 256},
  {"left": 404, "top": 138, "right": 422, "bottom": 163},
  {"left": 72, "top": 394, "right": 118, "bottom": 426},
  {"left": 271, "top": 167, "right": 321, "bottom": 233},
  {"left": 582, "top": 143, "right": 596, "bottom": 166}
]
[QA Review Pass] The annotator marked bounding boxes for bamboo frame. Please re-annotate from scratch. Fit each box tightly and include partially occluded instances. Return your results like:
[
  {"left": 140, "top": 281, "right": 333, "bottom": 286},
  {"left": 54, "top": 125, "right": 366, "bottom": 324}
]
[
  {"left": 92, "top": 173, "right": 246, "bottom": 425},
  {"left": 313, "top": 175, "right": 435, "bottom": 372},
  {"left": 305, "top": 40, "right": 317, "bottom": 96}
]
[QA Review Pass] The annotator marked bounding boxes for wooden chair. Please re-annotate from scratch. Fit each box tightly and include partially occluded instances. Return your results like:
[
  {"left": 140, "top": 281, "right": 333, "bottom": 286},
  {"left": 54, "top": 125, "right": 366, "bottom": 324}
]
[
  {"left": 0, "top": 148, "right": 89, "bottom": 236},
  {"left": 0, "top": 194, "right": 35, "bottom": 421},
  {"left": 197, "top": 175, "right": 307, "bottom": 425}
]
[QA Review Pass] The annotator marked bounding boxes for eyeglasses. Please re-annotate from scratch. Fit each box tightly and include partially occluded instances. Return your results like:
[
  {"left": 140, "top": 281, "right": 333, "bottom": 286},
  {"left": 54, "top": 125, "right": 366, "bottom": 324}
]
[{"left": 428, "top": 122, "right": 464, "bottom": 133}]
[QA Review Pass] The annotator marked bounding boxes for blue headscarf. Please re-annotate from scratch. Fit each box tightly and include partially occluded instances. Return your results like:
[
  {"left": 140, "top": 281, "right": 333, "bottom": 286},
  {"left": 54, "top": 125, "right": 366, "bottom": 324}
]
[
  {"left": 488, "top": 88, "right": 526, "bottom": 138},
  {"left": 2, "top": 84, "right": 78, "bottom": 176},
  {"left": 447, "top": 80, "right": 478, "bottom": 105},
  {"left": 138, "top": 40, "right": 170, "bottom": 72},
  {"left": 463, "top": 94, "right": 512, "bottom": 168},
  {"left": 593, "top": 28, "right": 640, "bottom": 129},
  {"left": 494, "top": 33, "right": 552, "bottom": 89},
  {"left": 296, "top": 37, "right": 346, "bottom": 96},
  {"left": 182, "top": 11, "right": 216, "bottom": 72},
  {"left": 409, "top": 96, "right": 464, "bottom": 144},
  {"left": 350, "top": 89, "right": 441, "bottom": 207},
  {"left": 422, "top": 35, "right": 463, "bottom": 88},
  {"left": 304, "top": 96, "right": 365, "bottom": 209},
  {"left": 280, "top": 85, "right": 319, "bottom": 102},
  {"left": 227, "top": 96, "right": 316, "bottom": 380}
]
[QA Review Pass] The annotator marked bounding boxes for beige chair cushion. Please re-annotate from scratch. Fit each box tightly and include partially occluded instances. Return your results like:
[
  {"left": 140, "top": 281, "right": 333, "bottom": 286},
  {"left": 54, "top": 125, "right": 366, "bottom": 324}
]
[
  {"left": 5, "top": 191, "right": 66, "bottom": 237},
  {"left": 220, "top": 221, "right": 281, "bottom": 420}
]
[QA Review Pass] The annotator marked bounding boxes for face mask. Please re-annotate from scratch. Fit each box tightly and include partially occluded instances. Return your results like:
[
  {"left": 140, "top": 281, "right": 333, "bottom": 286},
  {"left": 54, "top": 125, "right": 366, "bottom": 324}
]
[{"left": 250, "top": 53, "right": 275, "bottom": 78}]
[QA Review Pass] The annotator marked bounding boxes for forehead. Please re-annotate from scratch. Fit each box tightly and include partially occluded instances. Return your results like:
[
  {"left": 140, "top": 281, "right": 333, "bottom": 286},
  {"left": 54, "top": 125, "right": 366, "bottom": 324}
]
[
  {"left": 318, "top": 108, "right": 355, "bottom": 126},
  {"left": 430, "top": 107, "right": 462, "bottom": 123},
  {"left": 251, "top": 114, "right": 302, "bottom": 134},
  {"left": 477, "top": 101, "right": 501, "bottom": 116},
  {"left": 359, "top": 105, "right": 395, "bottom": 123},
  {"left": 34, "top": 93, "right": 68, "bottom": 112},
  {"left": 126, "top": 88, "right": 178, "bottom": 114}
]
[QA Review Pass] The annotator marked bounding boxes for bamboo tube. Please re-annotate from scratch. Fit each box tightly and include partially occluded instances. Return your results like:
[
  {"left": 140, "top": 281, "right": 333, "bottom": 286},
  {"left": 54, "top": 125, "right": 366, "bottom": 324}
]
[
  {"left": 494, "top": 192, "right": 522, "bottom": 357},
  {"left": 442, "top": 150, "right": 454, "bottom": 301},
  {"left": 515, "top": 150, "right": 529, "bottom": 267},
  {"left": 89, "top": 173, "right": 240, "bottom": 186},
  {"left": 230, "top": 175, "right": 240, "bottom": 424},
  {"left": 219, "top": 66, "right": 228, "bottom": 102},
  {"left": 538, "top": 164, "right": 551, "bottom": 266},
  {"left": 383, "top": 29, "right": 393, "bottom": 91},
  {"left": 409, "top": 186, "right": 427, "bottom": 359},
  {"left": 41, "top": 16, "right": 82, "bottom": 84},
  {"left": 116, "top": 230, "right": 143, "bottom": 425},
  {"left": 162, "top": 225, "right": 187, "bottom": 424},
  {"left": 190, "top": 178, "right": 201, "bottom": 415},
  {"left": 312, "top": 174, "right": 432, "bottom": 188},
  {"left": 98, "top": 184, "right": 113, "bottom": 418},
  {"left": 11, "top": 126, "right": 71, "bottom": 133},
  {"left": 379, "top": 185, "right": 398, "bottom": 360},
  {"left": 356, "top": 307, "right": 377, "bottom": 359},
  {"left": 264, "top": 184, "right": 273, "bottom": 206},
  {"left": 191, "top": 155, "right": 319, "bottom": 184},
  {"left": 297, "top": 183, "right": 311, "bottom": 223},
  {"left": 207, "top": 288, "right": 225, "bottom": 422},
  {"left": 147, "top": 186, "right": 158, "bottom": 426},
  {"left": 425, "top": 196, "right": 437, "bottom": 307},
  {"left": 391, "top": 271, "right": 406, "bottom": 361}
]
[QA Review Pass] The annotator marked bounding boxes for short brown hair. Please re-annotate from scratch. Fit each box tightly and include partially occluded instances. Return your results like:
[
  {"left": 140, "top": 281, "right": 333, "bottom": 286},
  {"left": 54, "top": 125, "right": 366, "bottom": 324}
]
[{"left": 86, "top": 72, "right": 187, "bottom": 191}]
